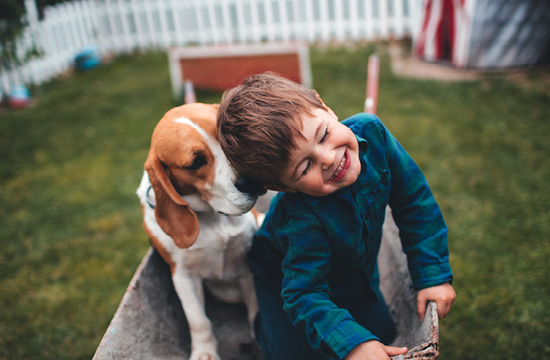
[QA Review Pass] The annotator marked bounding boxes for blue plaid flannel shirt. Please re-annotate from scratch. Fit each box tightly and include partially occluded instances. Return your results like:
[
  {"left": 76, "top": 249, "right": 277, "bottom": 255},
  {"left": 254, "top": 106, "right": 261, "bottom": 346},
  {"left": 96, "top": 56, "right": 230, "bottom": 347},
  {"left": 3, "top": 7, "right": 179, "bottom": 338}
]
[{"left": 248, "top": 113, "right": 453, "bottom": 359}]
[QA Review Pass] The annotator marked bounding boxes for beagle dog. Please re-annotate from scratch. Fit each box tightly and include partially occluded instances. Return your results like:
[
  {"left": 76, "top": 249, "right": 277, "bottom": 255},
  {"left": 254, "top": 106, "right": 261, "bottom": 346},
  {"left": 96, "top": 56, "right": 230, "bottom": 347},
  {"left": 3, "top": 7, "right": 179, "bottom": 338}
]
[{"left": 137, "top": 103, "right": 264, "bottom": 360}]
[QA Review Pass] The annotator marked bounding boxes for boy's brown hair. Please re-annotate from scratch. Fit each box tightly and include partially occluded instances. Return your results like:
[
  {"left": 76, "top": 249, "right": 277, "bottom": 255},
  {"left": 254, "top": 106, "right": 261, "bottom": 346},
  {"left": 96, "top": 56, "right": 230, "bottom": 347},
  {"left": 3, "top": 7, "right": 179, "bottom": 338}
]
[{"left": 217, "top": 72, "right": 324, "bottom": 187}]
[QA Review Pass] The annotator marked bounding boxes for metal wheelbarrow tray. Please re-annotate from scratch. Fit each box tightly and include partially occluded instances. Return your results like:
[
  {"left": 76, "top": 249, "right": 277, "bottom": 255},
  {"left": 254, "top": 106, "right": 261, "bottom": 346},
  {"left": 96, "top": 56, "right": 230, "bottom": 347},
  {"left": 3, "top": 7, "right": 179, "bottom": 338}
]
[
  {"left": 94, "top": 51, "right": 437, "bottom": 359},
  {"left": 93, "top": 208, "right": 439, "bottom": 360}
]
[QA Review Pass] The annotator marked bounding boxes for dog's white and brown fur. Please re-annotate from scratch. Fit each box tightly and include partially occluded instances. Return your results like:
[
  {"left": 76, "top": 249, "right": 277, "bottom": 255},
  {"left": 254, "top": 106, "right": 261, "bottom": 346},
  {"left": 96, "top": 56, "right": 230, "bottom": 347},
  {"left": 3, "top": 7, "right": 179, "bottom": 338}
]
[{"left": 137, "top": 103, "right": 261, "bottom": 360}]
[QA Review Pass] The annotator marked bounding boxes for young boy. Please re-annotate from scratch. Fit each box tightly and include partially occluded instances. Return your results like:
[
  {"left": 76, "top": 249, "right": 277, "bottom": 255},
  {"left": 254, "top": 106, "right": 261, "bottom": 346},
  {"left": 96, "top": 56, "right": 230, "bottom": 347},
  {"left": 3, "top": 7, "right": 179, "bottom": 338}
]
[{"left": 217, "top": 73, "right": 455, "bottom": 360}]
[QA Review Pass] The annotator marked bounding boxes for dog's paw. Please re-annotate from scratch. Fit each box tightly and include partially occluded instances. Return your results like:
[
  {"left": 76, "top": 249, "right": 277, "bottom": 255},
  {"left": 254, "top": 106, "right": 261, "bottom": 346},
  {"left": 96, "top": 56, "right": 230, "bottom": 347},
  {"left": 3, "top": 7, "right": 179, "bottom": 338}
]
[{"left": 189, "top": 350, "right": 220, "bottom": 360}]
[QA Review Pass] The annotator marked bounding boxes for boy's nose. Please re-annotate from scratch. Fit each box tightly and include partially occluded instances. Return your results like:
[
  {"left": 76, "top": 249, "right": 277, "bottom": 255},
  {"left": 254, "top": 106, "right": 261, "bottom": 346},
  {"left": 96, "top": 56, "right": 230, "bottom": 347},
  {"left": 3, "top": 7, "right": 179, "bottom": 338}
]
[{"left": 318, "top": 148, "right": 335, "bottom": 171}]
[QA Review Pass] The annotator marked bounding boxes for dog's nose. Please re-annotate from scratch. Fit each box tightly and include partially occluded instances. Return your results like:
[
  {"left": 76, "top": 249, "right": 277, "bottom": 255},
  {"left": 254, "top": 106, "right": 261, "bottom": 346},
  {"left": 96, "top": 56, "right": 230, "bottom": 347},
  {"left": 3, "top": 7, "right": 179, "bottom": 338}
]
[{"left": 235, "top": 177, "right": 267, "bottom": 195}]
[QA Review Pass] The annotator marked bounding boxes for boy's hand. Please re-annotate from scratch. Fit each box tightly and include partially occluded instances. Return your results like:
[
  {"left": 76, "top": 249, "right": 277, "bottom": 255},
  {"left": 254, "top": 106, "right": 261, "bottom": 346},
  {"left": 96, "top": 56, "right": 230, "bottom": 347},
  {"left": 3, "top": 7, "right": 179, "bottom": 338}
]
[
  {"left": 417, "top": 282, "right": 456, "bottom": 321},
  {"left": 345, "top": 340, "right": 407, "bottom": 360}
]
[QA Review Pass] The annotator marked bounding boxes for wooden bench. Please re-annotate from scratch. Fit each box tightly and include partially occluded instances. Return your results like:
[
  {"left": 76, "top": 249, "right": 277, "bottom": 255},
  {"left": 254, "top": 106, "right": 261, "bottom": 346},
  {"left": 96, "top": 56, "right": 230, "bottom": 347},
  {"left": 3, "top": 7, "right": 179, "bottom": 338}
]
[{"left": 169, "top": 42, "right": 312, "bottom": 101}]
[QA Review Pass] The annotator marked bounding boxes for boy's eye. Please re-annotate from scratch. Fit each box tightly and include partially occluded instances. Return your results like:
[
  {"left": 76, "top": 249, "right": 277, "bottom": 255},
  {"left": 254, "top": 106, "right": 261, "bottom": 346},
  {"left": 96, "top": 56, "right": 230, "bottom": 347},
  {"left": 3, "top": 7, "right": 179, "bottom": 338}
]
[
  {"left": 301, "top": 160, "right": 311, "bottom": 177},
  {"left": 320, "top": 128, "right": 329, "bottom": 143}
]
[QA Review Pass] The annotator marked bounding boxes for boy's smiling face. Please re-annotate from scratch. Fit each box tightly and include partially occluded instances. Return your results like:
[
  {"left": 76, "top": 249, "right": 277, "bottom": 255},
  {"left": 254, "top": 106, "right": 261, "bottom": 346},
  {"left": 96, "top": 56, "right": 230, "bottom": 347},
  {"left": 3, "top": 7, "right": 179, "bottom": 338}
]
[{"left": 277, "top": 107, "right": 361, "bottom": 197}]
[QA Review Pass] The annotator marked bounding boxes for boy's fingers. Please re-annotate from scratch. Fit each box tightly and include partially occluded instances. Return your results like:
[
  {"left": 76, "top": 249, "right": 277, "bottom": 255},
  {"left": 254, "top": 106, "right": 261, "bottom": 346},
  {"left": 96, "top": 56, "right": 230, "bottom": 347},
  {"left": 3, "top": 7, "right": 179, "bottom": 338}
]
[
  {"left": 436, "top": 299, "right": 454, "bottom": 319},
  {"left": 417, "top": 298, "right": 427, "bottom": 322},
  {"left": 384, "top": 346, "right": 408, "bottom": 356}
]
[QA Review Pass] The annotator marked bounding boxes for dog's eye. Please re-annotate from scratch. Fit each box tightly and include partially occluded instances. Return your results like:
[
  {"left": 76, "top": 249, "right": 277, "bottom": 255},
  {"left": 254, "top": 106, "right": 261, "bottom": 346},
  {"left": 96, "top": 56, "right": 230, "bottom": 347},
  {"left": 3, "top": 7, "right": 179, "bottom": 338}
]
[{"left": 186, "top": 155, "right": 207, "bottom": 170}]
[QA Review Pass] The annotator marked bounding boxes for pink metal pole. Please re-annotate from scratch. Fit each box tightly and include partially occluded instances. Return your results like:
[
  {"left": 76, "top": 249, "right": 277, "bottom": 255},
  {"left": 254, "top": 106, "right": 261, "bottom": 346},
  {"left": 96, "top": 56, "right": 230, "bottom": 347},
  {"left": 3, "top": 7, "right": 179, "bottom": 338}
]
[
  {"left": 184, "top": 80, "right": 196, "bottom": 104},
  {"left": 364, "top": 54, "right": 380, "bottom": 114}
]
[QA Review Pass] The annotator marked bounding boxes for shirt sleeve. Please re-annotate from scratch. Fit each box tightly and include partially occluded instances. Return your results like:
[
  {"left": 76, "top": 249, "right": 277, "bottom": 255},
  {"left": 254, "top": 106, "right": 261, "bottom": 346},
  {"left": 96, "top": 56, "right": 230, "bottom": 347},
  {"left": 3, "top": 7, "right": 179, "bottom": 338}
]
[
  {"left": 278, "top": 211, "right": 379, "bottom": 359},
  {"left": 380, "top": 122, "right": 453, "bottom": 290}
]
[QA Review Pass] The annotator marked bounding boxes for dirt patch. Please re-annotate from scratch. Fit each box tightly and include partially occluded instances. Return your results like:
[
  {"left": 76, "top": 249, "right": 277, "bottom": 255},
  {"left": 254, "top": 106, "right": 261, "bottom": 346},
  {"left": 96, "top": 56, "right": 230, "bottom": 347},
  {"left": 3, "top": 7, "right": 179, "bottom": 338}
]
[{"left": 388, "top": 42, "right": 480, "bottom": 82}]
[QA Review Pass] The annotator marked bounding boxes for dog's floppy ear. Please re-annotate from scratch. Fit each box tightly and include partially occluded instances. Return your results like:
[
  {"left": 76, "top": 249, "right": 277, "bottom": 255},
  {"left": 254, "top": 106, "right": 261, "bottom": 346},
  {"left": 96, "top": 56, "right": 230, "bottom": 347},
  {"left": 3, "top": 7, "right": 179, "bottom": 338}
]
[{"left": 145, "top": 152, "right": 199, "bottom": 248}]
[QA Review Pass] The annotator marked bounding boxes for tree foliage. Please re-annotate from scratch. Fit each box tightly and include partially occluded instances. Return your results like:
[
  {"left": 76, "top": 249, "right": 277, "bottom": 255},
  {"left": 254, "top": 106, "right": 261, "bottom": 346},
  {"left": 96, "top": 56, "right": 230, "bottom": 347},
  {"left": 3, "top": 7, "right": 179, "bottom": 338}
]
[
  {"left": 0, "top": 0, "right": 27, "bottom": 67},
  {"left": 0, "top": 0, "right": 69, "bottom": 69}
]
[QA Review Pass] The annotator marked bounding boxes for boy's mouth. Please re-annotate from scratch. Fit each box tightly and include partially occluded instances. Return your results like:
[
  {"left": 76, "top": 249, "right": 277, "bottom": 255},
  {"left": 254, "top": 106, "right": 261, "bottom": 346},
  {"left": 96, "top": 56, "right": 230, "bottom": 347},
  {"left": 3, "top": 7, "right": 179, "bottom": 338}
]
[{"left": 329, "top": 150, "right": 349, "bottom": 182}]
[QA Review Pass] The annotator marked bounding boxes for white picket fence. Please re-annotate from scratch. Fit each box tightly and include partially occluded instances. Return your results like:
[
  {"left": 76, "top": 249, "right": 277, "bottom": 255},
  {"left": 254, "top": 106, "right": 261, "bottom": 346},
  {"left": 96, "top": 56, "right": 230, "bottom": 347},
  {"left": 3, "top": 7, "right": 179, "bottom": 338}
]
[{"left": 1, "top": 0, "right": 422, "bottom": 99}]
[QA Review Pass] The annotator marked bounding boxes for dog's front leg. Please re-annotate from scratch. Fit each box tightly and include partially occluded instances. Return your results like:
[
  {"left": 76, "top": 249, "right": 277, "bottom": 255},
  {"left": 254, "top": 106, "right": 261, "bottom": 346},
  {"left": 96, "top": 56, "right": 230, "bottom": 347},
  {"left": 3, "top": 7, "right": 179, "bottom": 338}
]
[
  {"left": 172, "top": 269, "right": 220, "bottom": 360},
  {"left": 238, "top": 272, "right": 259, "bottom": 340}
]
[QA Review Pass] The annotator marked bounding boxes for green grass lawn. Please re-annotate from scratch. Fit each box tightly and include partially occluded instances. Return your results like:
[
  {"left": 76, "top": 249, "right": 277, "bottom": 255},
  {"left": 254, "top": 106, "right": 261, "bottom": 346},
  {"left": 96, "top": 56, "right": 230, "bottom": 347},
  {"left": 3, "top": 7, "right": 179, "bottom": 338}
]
[{"left": 1, "top": 46, "right": 549, "bottom": 359}]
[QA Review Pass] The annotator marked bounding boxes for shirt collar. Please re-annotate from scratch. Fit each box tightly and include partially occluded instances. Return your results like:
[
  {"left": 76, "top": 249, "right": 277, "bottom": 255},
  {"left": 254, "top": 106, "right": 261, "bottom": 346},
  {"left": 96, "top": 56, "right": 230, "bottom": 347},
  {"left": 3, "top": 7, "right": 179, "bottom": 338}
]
[
  {"left": 357, "top": 134, "right": 369, "bottom": 156},
  {"left": 352, "top": 135, "right": 369, "bottom": 192}
]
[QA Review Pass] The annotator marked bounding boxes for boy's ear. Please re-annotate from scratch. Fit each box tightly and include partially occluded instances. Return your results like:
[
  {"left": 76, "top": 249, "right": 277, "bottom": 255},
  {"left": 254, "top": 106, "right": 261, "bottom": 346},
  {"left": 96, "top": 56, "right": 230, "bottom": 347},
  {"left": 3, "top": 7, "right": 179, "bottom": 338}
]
[
  {"left": 265, "top": 184, "right": 297, "bottom": 193},
  {"left": 325, "top": 106, "right": 337, "bottom": 118},
  {"left": 315, "top": 93, "right": 327, "bottom": 108},
  {"left": 315, "top": 94, "right": 336, "bottom": 117}
]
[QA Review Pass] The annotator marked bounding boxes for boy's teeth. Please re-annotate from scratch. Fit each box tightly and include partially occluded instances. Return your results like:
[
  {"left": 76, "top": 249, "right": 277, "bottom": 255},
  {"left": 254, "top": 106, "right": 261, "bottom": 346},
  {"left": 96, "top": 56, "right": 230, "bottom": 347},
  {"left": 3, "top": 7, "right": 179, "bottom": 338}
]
[{"left": 330, "top": 153, "right": 346, "bottom": 180}]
